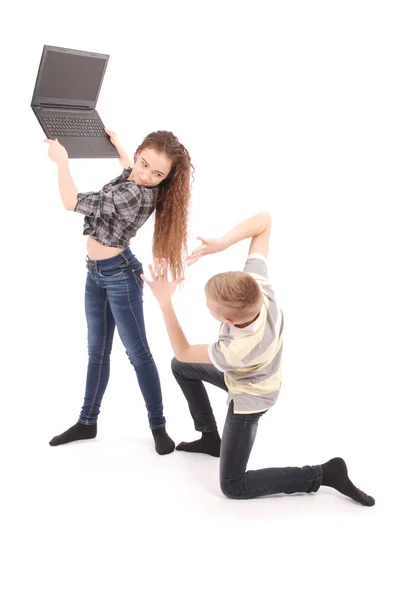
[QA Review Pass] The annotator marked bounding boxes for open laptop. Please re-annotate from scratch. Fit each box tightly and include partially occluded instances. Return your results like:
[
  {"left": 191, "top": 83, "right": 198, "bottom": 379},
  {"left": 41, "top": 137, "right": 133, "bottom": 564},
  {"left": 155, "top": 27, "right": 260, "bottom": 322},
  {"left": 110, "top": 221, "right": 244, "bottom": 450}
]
[{"left": 31, "top": 45, "right": 119, "bottom": 159}]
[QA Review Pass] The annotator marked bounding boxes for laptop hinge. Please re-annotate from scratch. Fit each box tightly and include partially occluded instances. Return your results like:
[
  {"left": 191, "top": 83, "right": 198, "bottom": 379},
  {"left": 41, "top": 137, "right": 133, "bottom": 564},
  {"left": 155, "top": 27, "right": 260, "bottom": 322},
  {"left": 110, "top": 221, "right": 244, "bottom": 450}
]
[{"left": 38, "top": 103, "right": 92, "bottom": 110}]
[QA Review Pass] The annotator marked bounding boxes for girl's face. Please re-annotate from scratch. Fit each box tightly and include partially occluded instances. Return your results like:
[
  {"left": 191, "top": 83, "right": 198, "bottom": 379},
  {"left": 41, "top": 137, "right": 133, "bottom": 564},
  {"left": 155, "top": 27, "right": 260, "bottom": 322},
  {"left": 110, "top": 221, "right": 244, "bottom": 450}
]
[{"left": 131, "top": 148, "right": 172, "bottom": 187}]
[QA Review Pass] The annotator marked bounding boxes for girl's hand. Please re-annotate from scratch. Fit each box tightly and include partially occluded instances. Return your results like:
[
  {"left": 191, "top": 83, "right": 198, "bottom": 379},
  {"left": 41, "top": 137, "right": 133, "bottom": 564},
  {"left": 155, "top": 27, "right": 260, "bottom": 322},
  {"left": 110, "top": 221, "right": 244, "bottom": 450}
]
[
  {"left": 44, "top": 138, "right": 68, "bottom": 164},
  {"left": 105, "top": 128, "right": 121, "bottom": 148},
  {"left": 186, "top": 237, "right": 229, "bottom": 266}
]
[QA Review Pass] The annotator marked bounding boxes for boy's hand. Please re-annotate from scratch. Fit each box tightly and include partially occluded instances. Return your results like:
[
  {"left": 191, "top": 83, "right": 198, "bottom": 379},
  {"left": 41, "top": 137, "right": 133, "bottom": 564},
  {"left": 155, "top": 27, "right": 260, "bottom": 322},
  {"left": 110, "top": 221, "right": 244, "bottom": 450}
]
[
  {"left": 141, "top": 258, "right": 184, "bottom": 306},
  {"left": 44, "top": 138, "right": 68, "bottom": 164},
  {"left": 186, "top": 237, "right": 228, "bottom": 266}
]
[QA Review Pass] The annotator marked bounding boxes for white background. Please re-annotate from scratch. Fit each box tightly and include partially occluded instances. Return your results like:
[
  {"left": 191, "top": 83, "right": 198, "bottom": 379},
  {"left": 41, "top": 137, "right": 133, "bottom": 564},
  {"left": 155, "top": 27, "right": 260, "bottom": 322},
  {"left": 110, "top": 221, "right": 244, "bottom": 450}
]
[{"left": 1, "top": 1, "right": 400, "bottom": 598}]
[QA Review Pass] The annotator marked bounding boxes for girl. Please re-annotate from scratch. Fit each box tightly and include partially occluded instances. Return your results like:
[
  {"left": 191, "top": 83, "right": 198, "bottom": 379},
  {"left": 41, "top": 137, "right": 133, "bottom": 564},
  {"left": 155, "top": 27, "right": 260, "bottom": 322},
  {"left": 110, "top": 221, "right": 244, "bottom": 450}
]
[{"left": 45, "top": 128, "right": 193, "bottom": 454}]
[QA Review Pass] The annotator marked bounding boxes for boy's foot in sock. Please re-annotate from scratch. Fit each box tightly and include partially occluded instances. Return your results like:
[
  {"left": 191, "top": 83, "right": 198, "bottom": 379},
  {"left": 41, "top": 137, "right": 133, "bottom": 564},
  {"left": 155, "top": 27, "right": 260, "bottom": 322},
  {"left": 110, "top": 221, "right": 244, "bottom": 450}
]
[
  {"left": 321, "top": 457, "right": 375, "bottom": 506},
  {"left": 49, "top": 422, "right": 97, "bottom": 446},
  {"left": 152, "top": 427, "right": 175, "bottom": 455},
  {"left": 176, "top": 431, "right": 221, "bottom": 457}
]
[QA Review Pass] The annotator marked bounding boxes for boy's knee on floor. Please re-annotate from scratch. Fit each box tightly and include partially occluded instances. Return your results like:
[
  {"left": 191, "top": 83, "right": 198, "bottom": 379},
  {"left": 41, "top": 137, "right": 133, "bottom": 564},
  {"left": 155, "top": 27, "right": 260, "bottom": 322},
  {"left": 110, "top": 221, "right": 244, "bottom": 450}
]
[{"left": 220, "top": 478, "right": 242, "bottom": 500}]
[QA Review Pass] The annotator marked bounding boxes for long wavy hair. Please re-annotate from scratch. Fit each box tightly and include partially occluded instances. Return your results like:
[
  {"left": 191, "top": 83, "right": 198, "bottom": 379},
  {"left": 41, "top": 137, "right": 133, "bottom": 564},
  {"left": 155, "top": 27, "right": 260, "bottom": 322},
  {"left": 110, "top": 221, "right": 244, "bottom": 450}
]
[{"left": 135, "top": 131, "right": 194, "bottom": 280}]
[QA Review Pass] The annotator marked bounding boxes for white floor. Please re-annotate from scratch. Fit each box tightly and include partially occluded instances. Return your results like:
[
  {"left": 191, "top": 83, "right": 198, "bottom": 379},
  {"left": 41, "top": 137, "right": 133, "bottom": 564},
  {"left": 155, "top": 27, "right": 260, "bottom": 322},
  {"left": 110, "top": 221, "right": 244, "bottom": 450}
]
[{"left": 2, "top": 381, "right": 397, "bottom": 600}]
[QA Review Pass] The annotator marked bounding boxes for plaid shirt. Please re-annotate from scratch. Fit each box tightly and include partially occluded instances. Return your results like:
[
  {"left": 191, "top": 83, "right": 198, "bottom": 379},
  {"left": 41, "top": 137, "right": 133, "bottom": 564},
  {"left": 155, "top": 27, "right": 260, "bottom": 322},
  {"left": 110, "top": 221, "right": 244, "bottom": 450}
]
[{"left": 74, "top": 167, "right": 159, "bottom": 248}]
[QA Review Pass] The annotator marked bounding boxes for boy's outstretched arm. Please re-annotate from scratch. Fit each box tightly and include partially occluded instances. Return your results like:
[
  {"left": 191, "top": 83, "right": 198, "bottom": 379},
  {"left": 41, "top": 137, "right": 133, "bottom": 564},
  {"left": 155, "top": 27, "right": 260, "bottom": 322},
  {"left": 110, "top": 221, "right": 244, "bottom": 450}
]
[
  {"left": 141, "top": 259, "right": 211, "bottom": 364},
  {"left": 187, "top": 211, "right": 271, "bottom": 265}
]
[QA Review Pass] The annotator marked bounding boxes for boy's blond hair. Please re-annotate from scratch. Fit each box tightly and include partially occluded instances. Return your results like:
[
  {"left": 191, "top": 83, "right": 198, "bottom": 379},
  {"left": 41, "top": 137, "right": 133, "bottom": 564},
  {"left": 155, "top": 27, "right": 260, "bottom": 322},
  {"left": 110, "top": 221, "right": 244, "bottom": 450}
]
[{"left": 205, "top": 271, "right": 263, "bottom": 322}]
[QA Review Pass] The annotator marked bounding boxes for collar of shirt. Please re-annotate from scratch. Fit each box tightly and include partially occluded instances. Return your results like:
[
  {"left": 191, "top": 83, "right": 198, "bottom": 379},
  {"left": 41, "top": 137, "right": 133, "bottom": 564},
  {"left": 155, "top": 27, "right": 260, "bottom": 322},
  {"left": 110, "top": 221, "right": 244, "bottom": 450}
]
[
  {"left": 220, "top": 303, "right": 267, "bottom": 339},
  {"left": 122, "top": 167, "right": 133, "bottom": 179}
]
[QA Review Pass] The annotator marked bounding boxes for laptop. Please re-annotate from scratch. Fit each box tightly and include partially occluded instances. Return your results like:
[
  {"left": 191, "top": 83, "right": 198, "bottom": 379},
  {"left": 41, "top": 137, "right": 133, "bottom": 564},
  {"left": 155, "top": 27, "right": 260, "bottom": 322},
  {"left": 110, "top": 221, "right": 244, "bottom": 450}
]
[{"left": 31, "top": 45, "right": 119, "bottom": 159}]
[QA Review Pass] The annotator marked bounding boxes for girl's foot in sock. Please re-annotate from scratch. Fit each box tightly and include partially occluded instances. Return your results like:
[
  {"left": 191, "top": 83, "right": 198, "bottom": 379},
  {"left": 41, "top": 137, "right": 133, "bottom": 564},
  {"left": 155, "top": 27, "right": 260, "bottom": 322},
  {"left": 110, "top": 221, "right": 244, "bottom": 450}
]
[
  {"left": 152, "top": 427, "right": 175, "bottom": 455},
  {"left": 49, "top": 422, "right": 97, "bottom": 446},
  {"left": 321, "top": 457, "right": 375, "bottom": 506},
  {"left": 176, "top": 431, "right": 221, "bottom": 457}
]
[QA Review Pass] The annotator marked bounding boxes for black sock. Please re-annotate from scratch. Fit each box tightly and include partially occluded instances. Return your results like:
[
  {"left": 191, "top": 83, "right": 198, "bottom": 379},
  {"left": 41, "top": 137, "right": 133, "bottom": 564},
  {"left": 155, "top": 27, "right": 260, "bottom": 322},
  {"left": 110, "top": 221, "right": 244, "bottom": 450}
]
[
  {"left": 176, "top": 431, "right": 221, "bottom": 457},
  {"left": 49, "top": 422, "right": 97, "bottom": 446},
  {"left": 152, "top": 427, "right": 175, "bottom": 455},
  {"left": 321, "top": 457, "right": 375, "bottom": 506}
]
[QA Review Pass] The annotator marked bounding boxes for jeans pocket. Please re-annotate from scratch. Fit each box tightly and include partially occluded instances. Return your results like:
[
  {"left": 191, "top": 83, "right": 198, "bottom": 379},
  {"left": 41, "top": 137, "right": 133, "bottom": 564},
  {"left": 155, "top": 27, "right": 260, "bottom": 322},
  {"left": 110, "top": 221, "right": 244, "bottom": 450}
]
[
  {"left": 130, "top": 257, "right": 143, "bottom": 276},
  {"left": 97, "top": 264, "right": 126, "bottom": 278},
  {"left": 130, "top": 263, "right": 144, "bottom": 292}
]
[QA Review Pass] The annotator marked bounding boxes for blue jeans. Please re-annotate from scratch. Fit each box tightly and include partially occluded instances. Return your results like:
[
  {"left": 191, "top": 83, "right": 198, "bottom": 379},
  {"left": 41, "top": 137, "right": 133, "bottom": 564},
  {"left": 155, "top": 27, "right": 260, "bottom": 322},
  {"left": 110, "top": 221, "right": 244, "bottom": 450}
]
[
  {"left": 171, "top": 359, "right": 323, "bottom": 499},
  {"left": 79, "top": 248, "right": 166, "bottom": 430}
]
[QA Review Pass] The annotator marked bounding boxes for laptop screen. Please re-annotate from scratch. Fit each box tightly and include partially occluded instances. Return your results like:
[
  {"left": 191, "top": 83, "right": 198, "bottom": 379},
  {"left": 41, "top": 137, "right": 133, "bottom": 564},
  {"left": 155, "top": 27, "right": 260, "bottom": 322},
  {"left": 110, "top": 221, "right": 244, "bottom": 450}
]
[{"left": 33, "top": 47, "right": 108, "bottom": 106}]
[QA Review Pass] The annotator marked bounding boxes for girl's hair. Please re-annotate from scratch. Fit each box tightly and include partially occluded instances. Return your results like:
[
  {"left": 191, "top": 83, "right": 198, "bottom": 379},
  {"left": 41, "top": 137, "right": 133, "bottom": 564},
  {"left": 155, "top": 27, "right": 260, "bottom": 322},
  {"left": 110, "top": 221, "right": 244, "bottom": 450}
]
[
  {"left": 205, "top": 271, "right": 263, "bottom": 321},
  {"left": 136, "top": 131, "right": 194, "bottom": 280}
]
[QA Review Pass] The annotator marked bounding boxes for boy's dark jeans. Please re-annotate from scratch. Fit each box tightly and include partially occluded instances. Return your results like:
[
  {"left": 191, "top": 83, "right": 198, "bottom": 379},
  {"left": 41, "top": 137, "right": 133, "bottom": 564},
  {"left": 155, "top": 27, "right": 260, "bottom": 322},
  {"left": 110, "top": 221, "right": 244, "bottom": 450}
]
[{"left": 171, "top": 358, "right": 323, "bottom": 499}]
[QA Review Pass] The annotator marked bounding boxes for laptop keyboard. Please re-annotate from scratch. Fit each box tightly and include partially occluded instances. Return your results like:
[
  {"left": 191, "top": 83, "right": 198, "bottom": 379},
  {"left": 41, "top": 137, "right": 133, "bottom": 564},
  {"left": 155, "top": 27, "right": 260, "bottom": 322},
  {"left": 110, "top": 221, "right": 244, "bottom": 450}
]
[{"left": 42, "top": 113, "right": 106, "bottom": 137}]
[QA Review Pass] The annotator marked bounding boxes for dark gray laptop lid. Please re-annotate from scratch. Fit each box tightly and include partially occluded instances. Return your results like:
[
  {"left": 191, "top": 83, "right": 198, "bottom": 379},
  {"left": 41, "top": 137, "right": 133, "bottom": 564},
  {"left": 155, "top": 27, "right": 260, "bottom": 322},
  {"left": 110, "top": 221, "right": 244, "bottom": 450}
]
[{"left": 31, "top": 45, "right": 109, "bottom": 108}]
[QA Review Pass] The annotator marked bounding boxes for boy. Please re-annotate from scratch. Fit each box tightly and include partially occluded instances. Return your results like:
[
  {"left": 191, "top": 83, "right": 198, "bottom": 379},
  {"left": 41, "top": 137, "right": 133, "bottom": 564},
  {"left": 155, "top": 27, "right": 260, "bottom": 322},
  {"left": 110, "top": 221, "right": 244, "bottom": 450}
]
[{"left": 141, "top": 211, "right": 374, "bottom": 505}]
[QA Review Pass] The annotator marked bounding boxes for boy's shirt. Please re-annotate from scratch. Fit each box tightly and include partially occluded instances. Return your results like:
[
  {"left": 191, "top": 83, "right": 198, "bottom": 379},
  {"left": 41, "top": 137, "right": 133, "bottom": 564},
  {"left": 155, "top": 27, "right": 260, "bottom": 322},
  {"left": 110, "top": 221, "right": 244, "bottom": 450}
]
[{"left": 208, "top": 253, "right": 283, "bottom": 414}]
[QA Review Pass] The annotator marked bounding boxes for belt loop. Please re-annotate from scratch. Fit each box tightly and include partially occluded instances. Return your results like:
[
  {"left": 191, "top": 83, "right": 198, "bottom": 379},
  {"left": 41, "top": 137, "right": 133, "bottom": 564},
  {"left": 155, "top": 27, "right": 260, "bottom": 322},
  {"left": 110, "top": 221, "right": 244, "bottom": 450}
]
[{"left": 121, "top": 250, "right": 130, "bottom": 266}]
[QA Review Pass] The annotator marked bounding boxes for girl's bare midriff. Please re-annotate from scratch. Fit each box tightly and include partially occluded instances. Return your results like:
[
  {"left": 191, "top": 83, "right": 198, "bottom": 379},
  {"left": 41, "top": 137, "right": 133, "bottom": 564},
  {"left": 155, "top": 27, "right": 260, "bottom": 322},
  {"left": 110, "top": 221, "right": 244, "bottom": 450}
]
[
  {"left": 87, "top": 171, "right": 135, "bottom": 260},
  {"left": 87, "top": 236, "right": 125, "bottom": 260}
]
